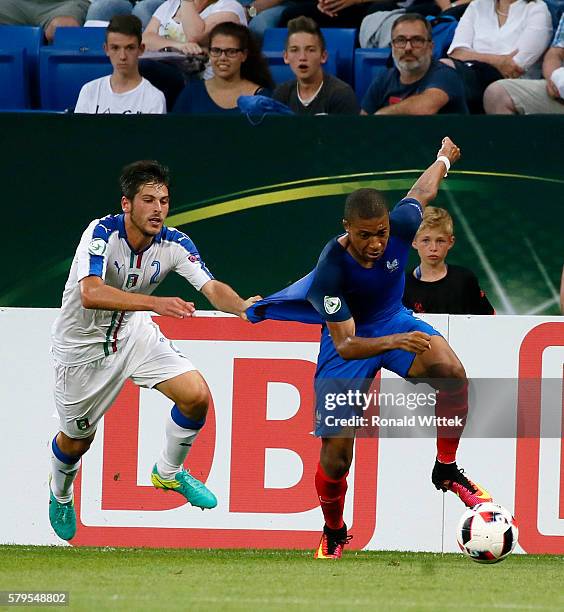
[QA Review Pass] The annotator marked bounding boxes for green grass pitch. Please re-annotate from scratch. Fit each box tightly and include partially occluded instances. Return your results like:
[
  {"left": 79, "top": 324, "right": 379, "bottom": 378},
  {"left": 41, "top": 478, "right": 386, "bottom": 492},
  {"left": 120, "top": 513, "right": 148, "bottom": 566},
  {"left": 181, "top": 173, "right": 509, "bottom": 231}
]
[{"left": 1, "top": 546, "right": 563, "bottom": 611}]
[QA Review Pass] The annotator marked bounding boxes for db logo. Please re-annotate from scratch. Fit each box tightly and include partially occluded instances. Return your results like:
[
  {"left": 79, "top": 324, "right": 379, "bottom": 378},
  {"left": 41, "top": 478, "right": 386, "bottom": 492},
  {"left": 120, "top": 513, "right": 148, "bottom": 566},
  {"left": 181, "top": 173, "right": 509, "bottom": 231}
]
[
  {"left": 72, "top": 317, "right": 378, "bottom": 549},
  {"left": 515, "top": 322, "right": 564, "bottom": 553}
]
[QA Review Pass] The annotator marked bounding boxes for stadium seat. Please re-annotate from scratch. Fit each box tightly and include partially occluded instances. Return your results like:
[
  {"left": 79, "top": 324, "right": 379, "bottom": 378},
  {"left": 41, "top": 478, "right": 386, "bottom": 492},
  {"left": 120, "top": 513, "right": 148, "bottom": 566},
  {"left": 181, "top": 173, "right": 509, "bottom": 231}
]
[
  {"left": 262, "top": 28, "right": 356, "bottom": 86},
  {"left": 53, "top": 26, "right": 106, "bottom": 52},
  {"left": 263, "top": 50, "right": 338, "bottom": 85},
  {"left": 0, "top": 49, "right": 28, "bottom": 109},
  {"left": 0, "top": 25, "right": 43, "bottom": 108},
  {"left": 39, "top": 48, "right": 111, "bottom": 110},
  {"left": 354, "top": 48, "right": 390, "bottom": 104}
]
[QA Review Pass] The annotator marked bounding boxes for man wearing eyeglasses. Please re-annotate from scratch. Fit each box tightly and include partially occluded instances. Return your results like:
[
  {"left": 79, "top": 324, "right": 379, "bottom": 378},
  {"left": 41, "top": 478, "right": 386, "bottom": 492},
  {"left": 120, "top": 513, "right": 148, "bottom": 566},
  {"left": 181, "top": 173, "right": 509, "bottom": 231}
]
[{"left": 361, "top": 13, "right": 468, "bottom": 115}]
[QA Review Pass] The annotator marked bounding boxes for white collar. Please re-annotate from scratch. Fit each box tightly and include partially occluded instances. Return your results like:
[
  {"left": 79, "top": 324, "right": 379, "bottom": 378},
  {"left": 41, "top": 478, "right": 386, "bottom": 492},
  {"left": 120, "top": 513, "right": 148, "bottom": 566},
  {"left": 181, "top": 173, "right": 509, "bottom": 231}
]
[{"left": 297, "top": 80, "right": 324, "bottom": 107}]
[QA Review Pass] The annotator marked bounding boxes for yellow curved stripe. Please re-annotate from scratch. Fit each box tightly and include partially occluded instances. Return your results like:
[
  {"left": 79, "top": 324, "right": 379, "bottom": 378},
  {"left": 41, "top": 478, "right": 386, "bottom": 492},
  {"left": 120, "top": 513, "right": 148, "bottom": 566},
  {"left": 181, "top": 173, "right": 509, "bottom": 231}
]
[
  {"left": 167, "top": 170, "right": 564, "bottom": 226},
  {"left": 167, "top": 178, "right": 415, "bottom": 225}
]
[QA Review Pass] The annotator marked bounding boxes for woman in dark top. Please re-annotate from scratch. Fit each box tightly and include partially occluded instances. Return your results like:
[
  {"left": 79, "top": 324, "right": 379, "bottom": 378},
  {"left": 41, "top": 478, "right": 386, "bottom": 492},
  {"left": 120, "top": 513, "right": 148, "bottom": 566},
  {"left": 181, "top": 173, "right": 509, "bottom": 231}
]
[{"left": 173, "top": 22, "right": 273, "bottom": 113}]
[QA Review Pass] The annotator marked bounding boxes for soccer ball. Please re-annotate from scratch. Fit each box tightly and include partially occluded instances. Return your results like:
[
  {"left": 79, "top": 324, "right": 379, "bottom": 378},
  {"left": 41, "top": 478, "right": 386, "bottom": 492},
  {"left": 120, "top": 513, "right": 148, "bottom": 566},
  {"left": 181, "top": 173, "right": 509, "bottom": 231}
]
[{"left": 456, "top": 502, "right": 518, "bottom": 564}]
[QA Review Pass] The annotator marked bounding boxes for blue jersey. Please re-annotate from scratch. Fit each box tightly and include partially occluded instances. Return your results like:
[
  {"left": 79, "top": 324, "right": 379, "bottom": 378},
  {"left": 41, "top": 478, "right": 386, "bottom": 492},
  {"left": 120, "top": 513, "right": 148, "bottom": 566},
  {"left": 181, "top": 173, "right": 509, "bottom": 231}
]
[{"left": 247, "top": 197, "right": 423, "bottom": 325}]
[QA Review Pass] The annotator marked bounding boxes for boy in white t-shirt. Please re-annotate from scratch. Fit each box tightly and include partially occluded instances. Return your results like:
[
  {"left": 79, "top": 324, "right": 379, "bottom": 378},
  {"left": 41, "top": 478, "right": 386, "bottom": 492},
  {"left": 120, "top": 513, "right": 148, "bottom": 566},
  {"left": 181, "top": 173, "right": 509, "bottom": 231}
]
[{"left": 75, "top": 15, "right": 166, "bottom": 114}]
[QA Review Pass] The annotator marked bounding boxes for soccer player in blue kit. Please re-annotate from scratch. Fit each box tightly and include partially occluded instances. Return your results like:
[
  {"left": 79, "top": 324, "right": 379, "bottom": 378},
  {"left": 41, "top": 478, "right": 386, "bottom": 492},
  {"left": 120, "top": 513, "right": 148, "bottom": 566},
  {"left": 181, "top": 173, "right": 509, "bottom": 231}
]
[{"left": 247, "top": 137, "right": 492, "bottom": 559}]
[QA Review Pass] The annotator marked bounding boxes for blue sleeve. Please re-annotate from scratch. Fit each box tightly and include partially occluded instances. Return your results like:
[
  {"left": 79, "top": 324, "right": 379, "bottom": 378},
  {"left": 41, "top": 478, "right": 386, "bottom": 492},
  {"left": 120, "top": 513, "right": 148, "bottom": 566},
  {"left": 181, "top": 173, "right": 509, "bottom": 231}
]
[
  {"left": 172, "top": 82, "right": 194, "bottom": 114},
  {"left": 361, "top": 77, "right": 384, "bottom": 115},
  {"left": 390, "top": 198, "right": 423, "bottom": 242},
  {"left": 423, "top": 64, "right": 462, "bottom": 101},
  {"left": 306, "top": 244, "right": 352, "bottom": 322}
]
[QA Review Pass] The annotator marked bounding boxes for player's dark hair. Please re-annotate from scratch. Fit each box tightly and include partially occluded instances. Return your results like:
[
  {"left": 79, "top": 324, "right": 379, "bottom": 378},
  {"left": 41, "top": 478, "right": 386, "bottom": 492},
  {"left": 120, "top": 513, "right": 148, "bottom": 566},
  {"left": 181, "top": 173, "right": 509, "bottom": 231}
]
[
  {"left": 120, "top": 160, "right": 170, "bottom": 200},
  {"left": 344, "top": 188, "right": 389, "bottom": 221},
  {"left": 209, "top": 22, "right": 274, "bottom": 90},
  {"left": 106, "top": 14, "right": 143, "bottom": 46},
  {"left": 391, "top": 13, "right": 433, "bottom": 38},
  {"left": 286, "top": 16, "right": 326, "bottom": 52}
]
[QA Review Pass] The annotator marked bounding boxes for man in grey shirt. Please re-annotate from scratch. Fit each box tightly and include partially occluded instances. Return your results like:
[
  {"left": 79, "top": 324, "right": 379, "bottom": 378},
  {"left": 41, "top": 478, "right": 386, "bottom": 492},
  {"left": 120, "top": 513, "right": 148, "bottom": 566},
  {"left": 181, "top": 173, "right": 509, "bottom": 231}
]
[{"left": 273, "top": 16, "right": 359, "bottom": 115}]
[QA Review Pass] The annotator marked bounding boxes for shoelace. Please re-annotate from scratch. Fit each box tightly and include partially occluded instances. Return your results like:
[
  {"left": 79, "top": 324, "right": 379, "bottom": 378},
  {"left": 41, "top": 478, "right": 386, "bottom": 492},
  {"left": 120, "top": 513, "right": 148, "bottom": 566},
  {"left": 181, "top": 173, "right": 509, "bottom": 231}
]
[
  {"left": 325, "top": 534, "right": 353, "bottom": 556},
  {"left": 56, "top": 505, "right": 73, "bottom": 524},
  {"left": 452, "top": 467, "right": 477, "bottom": 493}
]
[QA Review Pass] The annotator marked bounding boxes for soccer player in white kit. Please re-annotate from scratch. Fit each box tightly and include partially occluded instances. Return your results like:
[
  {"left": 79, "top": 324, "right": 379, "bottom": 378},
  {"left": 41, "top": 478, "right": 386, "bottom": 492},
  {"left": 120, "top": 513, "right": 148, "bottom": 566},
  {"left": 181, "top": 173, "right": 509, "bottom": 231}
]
[{"left": 49, "top": 160, "right": 260, "bottom": 540}]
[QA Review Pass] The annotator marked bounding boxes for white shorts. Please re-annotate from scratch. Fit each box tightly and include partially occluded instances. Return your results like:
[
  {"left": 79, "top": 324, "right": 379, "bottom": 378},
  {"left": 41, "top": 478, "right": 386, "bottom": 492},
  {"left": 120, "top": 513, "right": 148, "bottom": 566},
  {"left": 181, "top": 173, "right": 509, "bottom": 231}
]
[
  {"left": 499, "top": 79, "right": 564, "bottom": 115},
  {"left": 53, "top": 319, "right": 195, "bottom": 439}
]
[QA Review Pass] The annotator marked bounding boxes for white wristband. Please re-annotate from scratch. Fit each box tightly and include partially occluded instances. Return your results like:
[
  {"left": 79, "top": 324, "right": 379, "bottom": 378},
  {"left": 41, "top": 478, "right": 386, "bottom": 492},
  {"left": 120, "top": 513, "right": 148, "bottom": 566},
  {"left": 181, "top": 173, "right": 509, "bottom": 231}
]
[{"left": 436, "top": 155, "right": 451, "bottom": 177}]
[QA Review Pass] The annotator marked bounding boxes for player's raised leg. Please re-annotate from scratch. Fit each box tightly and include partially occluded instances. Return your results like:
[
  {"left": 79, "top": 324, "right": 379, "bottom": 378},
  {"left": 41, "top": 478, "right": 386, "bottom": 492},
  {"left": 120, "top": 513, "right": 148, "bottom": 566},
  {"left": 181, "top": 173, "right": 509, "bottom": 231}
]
[
  {"left": 408, "top": 335, "right": 492, "bottom": 507},
  {"left": 314, "top": 436, "right": 354, "bottom": 559},
  {"left": 152, "top": 371, "right": 217, "bottom": 509},
  {"left": 49, "top": 432, "right": 94, "bottom": 540}
]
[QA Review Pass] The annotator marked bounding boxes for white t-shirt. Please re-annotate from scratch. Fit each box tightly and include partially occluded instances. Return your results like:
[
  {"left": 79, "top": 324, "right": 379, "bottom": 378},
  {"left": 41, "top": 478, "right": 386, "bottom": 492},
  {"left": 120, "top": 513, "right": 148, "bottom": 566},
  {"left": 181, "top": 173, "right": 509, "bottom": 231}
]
[
  {"left": 448, "top": 0, "right": 552, "bottom": 74},
  {"left": 51, "top": 214, "right": 213, "bottom": 365},
  {"left": 75, "top": 76, "right": 166, "bottom": 114},
  {"left": 153, "top": 0, "right": 247, "bottom": 43}
]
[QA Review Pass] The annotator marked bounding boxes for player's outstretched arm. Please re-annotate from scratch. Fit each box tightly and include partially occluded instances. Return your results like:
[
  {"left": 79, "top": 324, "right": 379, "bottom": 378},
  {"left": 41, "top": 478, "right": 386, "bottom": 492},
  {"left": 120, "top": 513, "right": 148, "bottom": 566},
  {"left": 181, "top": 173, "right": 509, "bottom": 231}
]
[
  {"left": 327, "top": 318, "right": 432, "bottom": 360},
  {"left": 80, "top": 276, "right": 195, "bottom": 319},
  {"left": 406, "top": 137, "right": 461, "bottom": 209},
  {"left": 201, "top": 279, "right": 262, "bottom": 320}
]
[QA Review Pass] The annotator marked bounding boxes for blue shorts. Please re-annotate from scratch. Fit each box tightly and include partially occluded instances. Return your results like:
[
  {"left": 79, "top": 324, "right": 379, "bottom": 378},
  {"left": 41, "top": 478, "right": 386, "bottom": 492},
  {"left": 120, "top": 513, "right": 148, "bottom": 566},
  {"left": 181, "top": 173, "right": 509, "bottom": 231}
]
[{"left": 314, "top": 307, "right": 441, "bottom": 437}]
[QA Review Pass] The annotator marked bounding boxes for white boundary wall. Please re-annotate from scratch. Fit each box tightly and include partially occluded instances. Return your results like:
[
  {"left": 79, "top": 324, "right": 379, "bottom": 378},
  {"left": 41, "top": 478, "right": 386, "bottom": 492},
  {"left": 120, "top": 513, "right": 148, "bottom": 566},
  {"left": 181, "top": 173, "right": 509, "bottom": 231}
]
[{"left": 0, "top": 308, "right": 562, "bottom": 553}]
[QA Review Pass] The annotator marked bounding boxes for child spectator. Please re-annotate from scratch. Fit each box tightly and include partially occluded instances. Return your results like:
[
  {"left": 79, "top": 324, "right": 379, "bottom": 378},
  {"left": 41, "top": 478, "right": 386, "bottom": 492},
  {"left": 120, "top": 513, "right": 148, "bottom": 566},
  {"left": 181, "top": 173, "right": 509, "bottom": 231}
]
[
  {"left": 403, "top": 206, "right": 494, "bottom": 314},
  {"left": 75, "top": 15, "right": 166, "bottom": 113},
  {"left": 273, "top": 16, "right": 358, "bottom": 115}
]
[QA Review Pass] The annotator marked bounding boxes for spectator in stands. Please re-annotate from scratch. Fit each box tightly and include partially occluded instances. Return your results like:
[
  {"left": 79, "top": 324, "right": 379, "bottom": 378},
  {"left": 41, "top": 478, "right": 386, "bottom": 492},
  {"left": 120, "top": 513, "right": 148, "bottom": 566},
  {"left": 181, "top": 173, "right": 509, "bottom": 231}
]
[
  {"left": 483, "top": 13, "right": 564, "bottom": 114},
  {"left": 75, "top": 15, "right": 166, "bottom": 113},
  {"left": 142, "top": 0, "right": 246, "bottom": 54},
  {"left": 361, "top": 13, "right": 468, "bottom": 115},
  {"left": 403, "top": 207, "right": 494, "bottom": 315},
  {"left": 282, "top": 0, "right": 469, "bottom": 33},
  {"left": 172, "top": 22, "right": 272, "bottom": 112},
  {"left": 0, "top": 0, "right": 89, "bottom": 42},
  {"left": 272, "top": 16, "right": 358, "bottom": 114},
  {"left": 87, "top": 2, "right": 166, "bottom": 29},
  {"left": 243, "top": 0, "right": 313, "bottom": 40},
  {"left": 139, "top": 0, "right": 246, "bottom": 108},
  {"left": 443, "top": 0, "right": 553, "bottom": 113}
]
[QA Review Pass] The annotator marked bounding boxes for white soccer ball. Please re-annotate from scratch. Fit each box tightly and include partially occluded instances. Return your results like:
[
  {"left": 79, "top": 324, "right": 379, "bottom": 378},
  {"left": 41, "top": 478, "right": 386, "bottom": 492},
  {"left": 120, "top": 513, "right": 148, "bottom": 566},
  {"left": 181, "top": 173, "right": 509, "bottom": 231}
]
[{"left": 456, "top": 502, "right": 518, "bottom": 564}]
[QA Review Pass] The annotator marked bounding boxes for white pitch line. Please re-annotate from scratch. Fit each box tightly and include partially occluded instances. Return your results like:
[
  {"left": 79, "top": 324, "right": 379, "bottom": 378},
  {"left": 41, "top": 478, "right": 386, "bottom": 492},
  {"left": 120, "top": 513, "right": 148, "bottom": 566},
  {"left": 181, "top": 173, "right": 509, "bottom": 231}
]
[
  {"left": 523, "top": 236, "right": 559, "bottom": 300},
  {"left": 444, "top": 190, "right": 515, "bottom": 314},
  {"left": 525, "top": 296, "right": 560, "bottom": 316}
]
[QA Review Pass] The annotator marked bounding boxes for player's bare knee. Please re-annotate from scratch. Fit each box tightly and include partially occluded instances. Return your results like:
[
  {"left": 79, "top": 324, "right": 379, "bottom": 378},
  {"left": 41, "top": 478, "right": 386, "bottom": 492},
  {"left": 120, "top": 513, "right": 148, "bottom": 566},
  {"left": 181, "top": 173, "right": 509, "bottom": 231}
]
[
  {"left": 58, "top": 431, "right": 95, "bottom": 457},
  {"left": 175, "top": 386, "right": 209, "bottom": 420},
  {"left": 320, "top": 443, "right": 352, "bottom": 479}
]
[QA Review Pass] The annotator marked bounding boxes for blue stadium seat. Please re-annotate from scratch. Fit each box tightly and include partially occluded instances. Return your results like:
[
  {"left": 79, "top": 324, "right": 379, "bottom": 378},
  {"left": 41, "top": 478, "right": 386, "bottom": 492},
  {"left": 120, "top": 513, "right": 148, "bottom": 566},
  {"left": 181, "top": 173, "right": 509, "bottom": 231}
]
[
  {"left": 39, "top": 49, "right": 111, "bottom": 110},
  {"left": 0, "top": 25, "right": 43, "bottom": 108},
  {"left": 263, "top": 50, "right": 338, "bottom": 85},
  {"left": 0, "top": 49, "right": 28, "bottom": 108},
  {"left": 354, "top": 48, "right": 390, "bottom": 104},
  {"left": 53, "top": 26, "right": 106, "bottom": 51},
  {"left": 262, "top": 28, "right": 356, "bottom": 86}
]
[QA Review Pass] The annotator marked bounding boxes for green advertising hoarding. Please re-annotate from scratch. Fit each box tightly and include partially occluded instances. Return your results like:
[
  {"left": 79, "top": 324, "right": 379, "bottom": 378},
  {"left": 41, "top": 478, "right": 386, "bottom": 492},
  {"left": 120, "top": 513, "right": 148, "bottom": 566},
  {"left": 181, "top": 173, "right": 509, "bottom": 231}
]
[{"left": 3, "top": 114, "right": 563, "bottom": 314}]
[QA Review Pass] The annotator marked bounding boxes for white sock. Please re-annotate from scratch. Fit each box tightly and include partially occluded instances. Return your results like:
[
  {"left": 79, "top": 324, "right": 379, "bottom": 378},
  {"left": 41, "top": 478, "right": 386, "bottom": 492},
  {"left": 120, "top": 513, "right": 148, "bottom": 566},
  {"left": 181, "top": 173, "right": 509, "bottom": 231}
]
[
  {"left": 156, "top": 412, "right": 201, "bottom": 479},
  {"left": 50, "top": 452, "right": 81, "bottom": 504}
]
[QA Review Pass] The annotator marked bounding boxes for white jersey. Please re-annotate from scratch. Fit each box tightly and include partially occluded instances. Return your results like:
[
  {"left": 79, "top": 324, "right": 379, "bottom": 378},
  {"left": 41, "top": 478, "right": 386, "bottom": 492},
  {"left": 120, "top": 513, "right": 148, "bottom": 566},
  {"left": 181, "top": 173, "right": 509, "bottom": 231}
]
[
  {"left": 74, "top": 76, "right": 166, "bottom": 114},
  {"left": 51, "top": 214, "right": 213, "bottom": 366}
]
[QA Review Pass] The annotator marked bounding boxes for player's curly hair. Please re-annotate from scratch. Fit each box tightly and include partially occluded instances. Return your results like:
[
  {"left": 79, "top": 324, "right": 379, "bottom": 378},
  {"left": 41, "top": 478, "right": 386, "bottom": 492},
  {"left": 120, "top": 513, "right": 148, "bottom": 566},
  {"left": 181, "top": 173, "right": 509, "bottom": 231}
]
[
  {"left": 344, "top": 188, "right": 388, "bottom": 221},
  {"left": 120, "top": 160, "right": 170, "bottom": 201}
]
